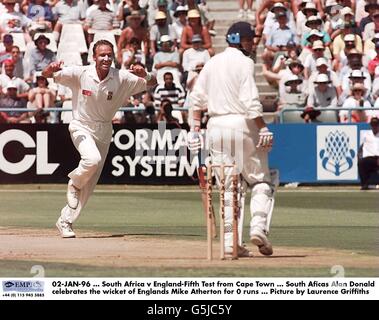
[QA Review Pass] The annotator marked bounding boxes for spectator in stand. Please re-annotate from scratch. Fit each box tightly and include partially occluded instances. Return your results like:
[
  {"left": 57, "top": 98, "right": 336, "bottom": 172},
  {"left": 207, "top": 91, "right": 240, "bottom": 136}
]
[
  {"left": 157, "top": 0, "right": 173, "bottom": 24},
  {"left": 301, "top": 15, "right": 331, "bottom": 48},
  {"left": 117, "top": 0, "right": 133, "bottom": 29},
  {"left": 338, "top": 0, "right": 356, "bottom": 11},
  {"left": 172, "top": 5, "right": 188, "bottom": 42},
  {"left": 363, "top": 10, "right": 379, "bottom": 42},
  {"left": 237, "top": 0, "right": 253, "bottom": 19},
  {"left": 138, "top": 0, "right": 161, "bottom": 27},
  {"left": 335, "top": 34, "right": 362, "bottom": 70},
  {"left": 28, "top": 74, "right": 56, "bottom": 122},
  {"left": 152, "top": 35, "right": 181, "bottom": 84},
  {"left": 117, "top": 10, "right": 149, "bottom": 65},
  {"left": 332, "top": 21, "right": 363, "bottom": 58},
  {"left": 371, "top": 65, "right": 379, "bottom": 99},
  {"left": 180, "top": 9, "right": 214, "bottom": 56},
  {"left": 340, "top": 50, "right": 372, "bottom": 96},
  {"left": 324, "top": 2, "right": 344, "bottom": 38},
  {"left": 308, "top": 74, "right": 338, "bottom": 109},
  {"left": 198, "top": 0, "right": 217, "bottom": 37},
  {"left": 141, "top": 91, "right": 156, "bottom": 124},
  {"left": 262, "top": 3, "right": 296, "bottom": 44},
  {"left": 154, "top": 71, "right": 186, "bottom": 108},
  {"left": 341, "top": 83, "right": 376, "bottom": 123},
  {"left": 255, "top": 0, "right": 322, "bottom": 39},
  {"left": 296, "top": 1, "right": 319, "bottom": 40},
  {"left": 8, "top": 45, "right": 24, "bottom": 79},
  {"left": 359, "top": 1, "right": 379, "bottom": 35},
  {"left": 117, "top": 0, "right": 144, "bottom": 29},
  {"left": 0, "top": 82, "right": 30, "bottom": 123},
  {"left": 363, "top": 33, "right": 379, "bottom": 60},
  {"left": 0, "top": 59, "right": 29, "bottom": 100},
  {"left": 355, "top": 0, "right": 368, "bottom": 24},
  {"left": 157, "top": 98, "right": 181, "bottom": 127},
  {"left": 298, "top": 29, "right": 324, "bottom": 63},
  {"left": 308, "top": 57, "right": 342, "bottom": 98},
  {"left": 262, "top": 12, "right": 298, "bottom": 67},
  {"left": 336, "top": 6, "right": 357, "bottom": 37},
  {"left": 368, "top": 41, "right": 379, "bottom": 76},
  {"left": 0, "top": 0, "right": 32, "bottom": 41},
  {"left": 272, "top": 40, "right": 299, "bottom": 69},
  {"left": 263, "top": 58, "right": 307, "bottom": 97},
  {"left": 278, "top": 74, "right": 308, "bottom": 111},
  {"left": 0, "top": 34, "right": 13, "bottom": 67},
  {"left": 304, "top": 40, "right": 330, "bottom": 79},
  {"left": 27, "top": 0, "right": 54, "bottom": 32},
  {"left": 358, "top": 117, "right": 379, "bottom": 190},
  {"left": 52, "top": 0, "right": 86, "bottom": 41},
  {"left": 84, "top": 0, "right": 120, "bottom": 43},
  {"left": 149, "top": 10, "right": 176, "bottom": 58},
  {"left": 121, "top": 37, "right": 145, "bottom": 69},
  {"left": 28, "top": 34, "right": 56, "bottom": 80},
  {"left": 343, "top": 70, "right": 372, "bottom": 101},
  {"left": 372, "top": 94, "right": 379, "bottom": 115},
  {"left": 182, "top": 34, "right": 210, "bottom": 77}
]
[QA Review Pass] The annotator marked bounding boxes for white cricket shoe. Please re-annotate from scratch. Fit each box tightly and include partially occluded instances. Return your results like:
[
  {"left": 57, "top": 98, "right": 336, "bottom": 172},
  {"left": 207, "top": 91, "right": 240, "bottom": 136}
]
[
  {"left": 56, "top": 217, "right": 76, "bottom": 238},
  {"left": 225, "top": 245, "right": 253, "bottom": 258},
  {"left": 250, "top": 228, "right": 273, "bottom": 256},
  {"left": 67, "top": 180, "right": 80, "bottom": 209}
]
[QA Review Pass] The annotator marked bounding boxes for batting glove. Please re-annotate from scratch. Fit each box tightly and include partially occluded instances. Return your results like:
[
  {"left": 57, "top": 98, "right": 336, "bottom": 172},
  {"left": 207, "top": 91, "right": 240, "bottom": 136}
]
[
  {"left": 257, "top": 127, "right": 273, "bottom": 150},
  {"left": 187, "top": 131, "right": 203, "bottom": 154}
]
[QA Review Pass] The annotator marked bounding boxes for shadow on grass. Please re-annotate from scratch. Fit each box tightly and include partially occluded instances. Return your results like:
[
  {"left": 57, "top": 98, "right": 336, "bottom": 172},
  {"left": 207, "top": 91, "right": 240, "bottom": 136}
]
[
  {"left": 254, "top": 255, "right": 307, "bottom": 259},
  {"left": 80, "top": 233, "right": 201, "bottom": 239}
]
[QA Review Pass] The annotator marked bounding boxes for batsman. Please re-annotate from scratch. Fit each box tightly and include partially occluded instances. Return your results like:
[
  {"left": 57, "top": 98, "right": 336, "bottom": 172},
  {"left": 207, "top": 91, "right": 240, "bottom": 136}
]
[{"left": 188, "top": 22, "right": 277, "bottom": 257}]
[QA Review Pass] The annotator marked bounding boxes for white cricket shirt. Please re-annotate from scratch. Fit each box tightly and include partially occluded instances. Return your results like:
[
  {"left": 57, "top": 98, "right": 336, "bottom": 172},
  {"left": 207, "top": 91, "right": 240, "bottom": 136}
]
[
  {"left": 54, "top": 65, "right": 147, "bottom": 123},
  {"left": 190, "top": 47, "right": 263, "bottom": 119},
  {"left": 362, "top": 130, "right": 379, "bottom": 158}
]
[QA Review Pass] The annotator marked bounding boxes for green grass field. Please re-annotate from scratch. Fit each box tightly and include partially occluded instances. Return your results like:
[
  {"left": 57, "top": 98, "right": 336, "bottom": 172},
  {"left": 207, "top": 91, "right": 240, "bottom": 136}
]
[{"left": 0, "top": 185, "right": 378, "bottom": 277}]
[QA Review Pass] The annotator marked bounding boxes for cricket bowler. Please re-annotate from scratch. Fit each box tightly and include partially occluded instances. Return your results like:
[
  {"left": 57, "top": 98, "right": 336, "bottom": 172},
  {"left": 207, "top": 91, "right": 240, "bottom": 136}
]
[{"left": 42, "top": 40, "right": 157, "bottom": 238}]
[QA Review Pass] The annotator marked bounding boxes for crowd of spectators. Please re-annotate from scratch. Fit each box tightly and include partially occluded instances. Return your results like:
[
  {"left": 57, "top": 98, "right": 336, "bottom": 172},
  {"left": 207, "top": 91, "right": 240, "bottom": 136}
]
[
  {"left": 260, "top": 0, "right": 379, "bottom": 123},
  {"left": 0, "top": 0, "right": 215, "bottom": 124},
  {"left": 1, "top": 0, "right": 379, "bottom": 125}
]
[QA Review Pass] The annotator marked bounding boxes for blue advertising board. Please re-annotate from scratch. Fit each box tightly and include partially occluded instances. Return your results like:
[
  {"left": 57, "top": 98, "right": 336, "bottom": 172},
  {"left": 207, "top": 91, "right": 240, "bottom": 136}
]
[{"left": 268, "top": 123, "right": 371, "bottom": 183}]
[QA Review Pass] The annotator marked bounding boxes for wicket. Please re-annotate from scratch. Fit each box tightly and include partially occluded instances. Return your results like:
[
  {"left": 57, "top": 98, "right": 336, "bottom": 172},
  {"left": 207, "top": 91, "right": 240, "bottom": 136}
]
[{"left": 206, "top": 163, "right": 239, "bottom": 260}]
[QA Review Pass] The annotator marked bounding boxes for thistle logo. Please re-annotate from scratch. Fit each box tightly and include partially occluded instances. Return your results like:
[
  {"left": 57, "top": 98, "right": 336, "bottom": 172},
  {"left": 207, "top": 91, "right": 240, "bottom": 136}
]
[
  {"left": 320, "top": 131, "right": 355, "bottom": 176},
  {"left": 317, "top": 126, "right": 358, "bottom": 180}
]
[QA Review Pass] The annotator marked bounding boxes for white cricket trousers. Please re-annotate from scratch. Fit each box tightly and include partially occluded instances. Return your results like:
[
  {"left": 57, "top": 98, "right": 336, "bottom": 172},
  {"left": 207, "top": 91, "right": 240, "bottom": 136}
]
[
  {"left": 60, "top": 120, "right": 112, "bottom": 224},
  {"left": 207, "top": 114, "right": 271, "bottom": 247}
]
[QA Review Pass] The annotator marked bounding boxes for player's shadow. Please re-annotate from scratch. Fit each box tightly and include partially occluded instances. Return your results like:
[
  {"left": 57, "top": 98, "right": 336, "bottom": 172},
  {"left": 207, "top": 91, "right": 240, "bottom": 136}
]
[
  {"left": 80, "top": 233, "right": 200, "bottom": 239},
  {"left": 254, "top": 255, "right": 307, "bottom": 258},
  {"left": 80, "top": 234, "right": 126, "bottom": 239}
]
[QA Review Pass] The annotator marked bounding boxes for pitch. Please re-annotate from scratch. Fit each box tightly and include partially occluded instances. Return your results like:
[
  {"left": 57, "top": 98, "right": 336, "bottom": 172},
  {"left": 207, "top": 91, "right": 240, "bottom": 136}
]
[{"left": 0, "top": 185, "right": 378, "bottom": 277}]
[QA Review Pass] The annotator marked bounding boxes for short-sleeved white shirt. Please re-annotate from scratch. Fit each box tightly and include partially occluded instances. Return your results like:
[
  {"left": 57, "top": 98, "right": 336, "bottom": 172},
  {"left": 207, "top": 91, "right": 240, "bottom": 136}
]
[
  {"left": 361, "top": 129, "right": 379, "bottom": 158},
  {"left": 54, "top": 65, "right": 147, "bottom": 123},
  {"left": 0, "top": 74, "right": 30, "bottom": 94}
]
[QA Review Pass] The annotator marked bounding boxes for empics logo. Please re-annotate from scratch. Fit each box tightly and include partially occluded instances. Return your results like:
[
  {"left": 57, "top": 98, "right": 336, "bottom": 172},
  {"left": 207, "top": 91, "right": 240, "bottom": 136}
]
[
  {"left": 317, "top": 126, "right": 358, "bottom": 180},
  {"left": 0, "top": 129, "right": 59, "bottom": 175},
  {"left": 4, "top": 281, "right": 15, "bottom": 288},
  {"left": 2, "top": 280, "right": 44, "bottom": 292}
]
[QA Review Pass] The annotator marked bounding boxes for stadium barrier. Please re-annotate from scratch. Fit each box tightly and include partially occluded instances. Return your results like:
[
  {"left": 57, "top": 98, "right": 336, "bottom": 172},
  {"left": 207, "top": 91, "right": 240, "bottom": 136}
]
[
  {"left": 279, "top": 107, "right": 379, "bottom": 123},
  {"left": 0, "top": 122, "right": 374, "bottom": 184}
]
